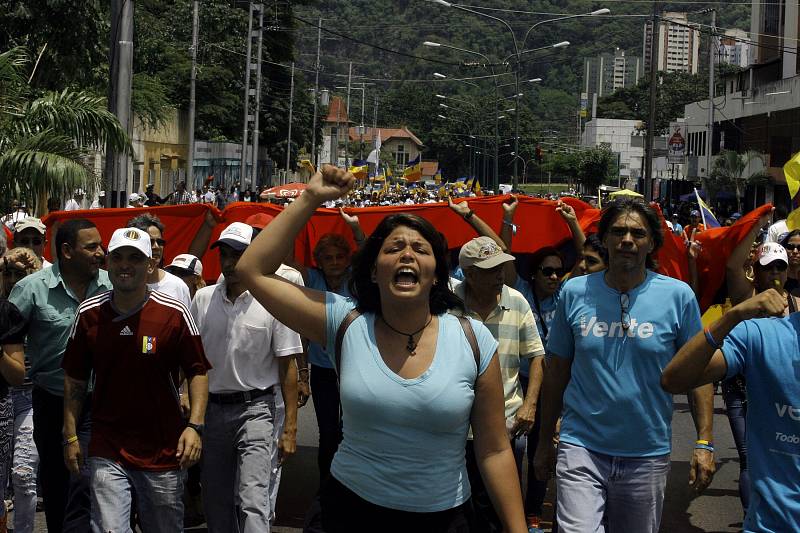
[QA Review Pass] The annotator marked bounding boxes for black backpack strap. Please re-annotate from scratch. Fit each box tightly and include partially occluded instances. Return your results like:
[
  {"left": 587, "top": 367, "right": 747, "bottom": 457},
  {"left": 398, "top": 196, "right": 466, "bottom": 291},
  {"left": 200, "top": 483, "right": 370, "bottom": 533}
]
[
  {"left": 456, "top": 315, "right": 481, "bottom": 382},
  {"left": 334, "top": 309, "right": 361, "bottom": 379}
]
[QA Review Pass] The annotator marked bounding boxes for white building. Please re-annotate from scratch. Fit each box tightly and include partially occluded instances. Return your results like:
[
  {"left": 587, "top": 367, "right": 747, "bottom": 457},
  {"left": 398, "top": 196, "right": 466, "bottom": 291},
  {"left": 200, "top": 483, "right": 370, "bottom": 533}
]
[
  {"left": 643, "top": 12, "right": 701, "bottom": 74},
  {"left": 581, "top": 119, "right": 644, "bottom": 183},
  {"left": 717, "top": 29, "right": 751, "bottom": 68}
]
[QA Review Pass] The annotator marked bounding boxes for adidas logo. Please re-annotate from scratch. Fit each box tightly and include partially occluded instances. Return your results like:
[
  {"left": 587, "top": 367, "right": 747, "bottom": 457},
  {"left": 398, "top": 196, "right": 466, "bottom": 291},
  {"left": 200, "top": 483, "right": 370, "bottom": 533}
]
[{"left": 120, "top": 326, "right": 134, "bottom": 336}]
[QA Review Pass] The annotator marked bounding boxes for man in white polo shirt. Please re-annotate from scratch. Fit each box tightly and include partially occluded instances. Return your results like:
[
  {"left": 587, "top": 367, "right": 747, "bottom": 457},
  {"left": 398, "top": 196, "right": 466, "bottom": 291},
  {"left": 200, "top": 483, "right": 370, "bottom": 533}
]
[{"left": 190, "top": 222, "right": 301, "bottom": 532}]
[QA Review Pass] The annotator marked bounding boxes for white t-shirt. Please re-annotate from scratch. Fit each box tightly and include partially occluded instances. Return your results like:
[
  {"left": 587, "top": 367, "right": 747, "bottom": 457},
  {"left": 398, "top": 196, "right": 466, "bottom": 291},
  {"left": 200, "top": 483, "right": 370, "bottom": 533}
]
[
  {"left": 191, "top": 279, "right": 303, "bottom": 393},
  {"left": 64, "top": 199, "right": 81, "bottom": 211},
  {"left": 148, "top": 270, "right": 191, "bottom": 308}
]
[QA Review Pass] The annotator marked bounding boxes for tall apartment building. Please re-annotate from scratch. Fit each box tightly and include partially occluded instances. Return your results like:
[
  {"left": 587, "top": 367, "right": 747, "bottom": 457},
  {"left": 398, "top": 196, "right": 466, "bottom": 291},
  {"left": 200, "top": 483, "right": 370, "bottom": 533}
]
[
  {"left": 716, "top": 29, "right": 751, "bottom": 68},
  {"left": 584, "top": 48, "right": 642, "bottom": 99},
  {"left": 750, "top": 0, "right": 799, "bottom": 78},
  {"left": 643, "top": 12, "right": 701, "bottom": 74}
]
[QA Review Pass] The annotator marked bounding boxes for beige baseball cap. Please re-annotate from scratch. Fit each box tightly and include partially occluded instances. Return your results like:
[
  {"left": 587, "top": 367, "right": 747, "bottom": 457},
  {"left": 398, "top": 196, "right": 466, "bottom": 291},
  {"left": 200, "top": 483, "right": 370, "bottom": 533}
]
[{"left": 459, "top": 236, "right": 515, "bottom": 270}]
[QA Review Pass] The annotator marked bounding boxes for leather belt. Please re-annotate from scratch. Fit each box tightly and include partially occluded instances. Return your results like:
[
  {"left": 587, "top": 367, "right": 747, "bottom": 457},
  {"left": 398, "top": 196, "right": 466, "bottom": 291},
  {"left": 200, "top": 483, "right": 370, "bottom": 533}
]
[{"left": 208, "top": 387, "right": 273, "bottom": 404}]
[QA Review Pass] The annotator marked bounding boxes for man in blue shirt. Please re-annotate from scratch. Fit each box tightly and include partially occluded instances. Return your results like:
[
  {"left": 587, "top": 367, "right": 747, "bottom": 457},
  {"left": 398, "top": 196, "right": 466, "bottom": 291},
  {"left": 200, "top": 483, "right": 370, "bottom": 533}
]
[
  {"left": 8, "top": 218, "right": 110, "bottom": 532},
  {"left": 533, "top": 198, "right": 715, "bottom": 533},
  {"left": 662, "top": 288, "right": 799, "bottom": 533}
]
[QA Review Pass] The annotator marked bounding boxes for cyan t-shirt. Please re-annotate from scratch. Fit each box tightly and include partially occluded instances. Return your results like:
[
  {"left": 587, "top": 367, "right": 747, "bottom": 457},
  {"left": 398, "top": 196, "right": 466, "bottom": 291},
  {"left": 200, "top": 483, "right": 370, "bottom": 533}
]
[
  {"left": 307, "top": 268, "right": 351, "bottom": 369},
  {"left": 325, "top": 292, "right": 498, "bottom": 512},
  {"left": 722, "top": 315, "right": 800, "bottom": 533},
  {"left": 515, "top": 277, "right": 560, "bottom": 376},
  {"left": 547, "top": 271, "right": 702, "bottom": 457}
]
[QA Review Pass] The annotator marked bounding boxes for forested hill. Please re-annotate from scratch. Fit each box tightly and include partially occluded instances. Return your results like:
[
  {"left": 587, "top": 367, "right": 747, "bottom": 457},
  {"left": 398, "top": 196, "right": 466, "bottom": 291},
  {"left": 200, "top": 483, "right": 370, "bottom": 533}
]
[{"left": 293, "top": 0, "right": 750, "bottom": 164}]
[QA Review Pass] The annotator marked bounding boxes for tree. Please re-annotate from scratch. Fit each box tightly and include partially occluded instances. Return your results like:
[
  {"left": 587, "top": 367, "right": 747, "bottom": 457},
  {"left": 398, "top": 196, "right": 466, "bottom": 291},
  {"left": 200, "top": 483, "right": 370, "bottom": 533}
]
[
  {"left": 577, "top": 146, "right": 615, "bottom": 192},
  {"left": 0, "top": 47, "right": 129, "bottom": 214},
  {"left": 708, "top": 150, "right": 770, "bottom": 212}
]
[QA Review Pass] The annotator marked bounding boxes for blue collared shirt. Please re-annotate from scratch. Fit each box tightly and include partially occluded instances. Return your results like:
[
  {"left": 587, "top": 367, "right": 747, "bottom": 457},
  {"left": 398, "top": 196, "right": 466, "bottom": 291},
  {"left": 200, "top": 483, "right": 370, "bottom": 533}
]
[{"left": 8, "top": 262, "right": 112, "bottom": 396}]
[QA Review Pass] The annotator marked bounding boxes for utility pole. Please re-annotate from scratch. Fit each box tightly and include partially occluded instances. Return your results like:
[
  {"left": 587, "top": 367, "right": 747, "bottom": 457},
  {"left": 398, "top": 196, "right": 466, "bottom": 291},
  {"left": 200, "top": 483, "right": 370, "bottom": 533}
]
[
  {"left": 644, "top": 2, "right": 660, "bottom": 201},
  {"left": 359, "top": 85, "right": 365, "bottom": 160},
  {"left": 106, "top": 0, "right": 134, "bottom": 207},
  {"left": 285, "top": 62, "right": 295, "bottom": 179},
  {"left": 345, "top": 62, "right": 352, "bottom": 167},
  {"left": 512, "top": 69, "right": 521, "bottom": 190},
  {"left": 310, "top": 17, "right": 322, "bottom": 167},
  {"left": 250, "top": 4, "right": 264, "bottom": 189},
  {"left": 187, "top": 0, "right": 199, "bottom": 190},
  {"left": 706, "top": 9, "right": 717, "bottom": 181}
]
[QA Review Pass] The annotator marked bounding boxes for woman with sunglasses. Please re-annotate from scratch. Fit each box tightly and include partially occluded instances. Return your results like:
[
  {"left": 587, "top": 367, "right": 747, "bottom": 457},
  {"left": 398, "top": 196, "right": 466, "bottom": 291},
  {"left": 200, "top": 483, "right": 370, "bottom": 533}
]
[
  {"left": 779, "top": 230, "right": 800, "bottom": 295},
  {"left": 1, "top": 247, "right": 39, "bottom": 533}
]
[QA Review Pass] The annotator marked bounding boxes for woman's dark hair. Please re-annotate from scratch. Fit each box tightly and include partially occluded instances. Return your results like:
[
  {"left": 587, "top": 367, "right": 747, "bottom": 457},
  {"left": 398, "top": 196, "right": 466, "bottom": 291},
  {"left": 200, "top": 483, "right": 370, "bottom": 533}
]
[
  {"left": 780, "top": 229, "right": 800, "bottom": 247},
  {"left": 597, "top": 197, "right": 663, "bottom": 269},
  {"left": 55, "top": 219, "right": 97, "bottom": 260},
  {"left": 349, "top": 213, "right": 463, "bottom": 315},
  {"left": 529, "top": 247, "right": 563, "bottom": 279},
  {"left": 584, "top": 233, "right": 609, "bottom": 264},
  {"left": 126, "top": 213, "right": 165, "bottom": 234}
]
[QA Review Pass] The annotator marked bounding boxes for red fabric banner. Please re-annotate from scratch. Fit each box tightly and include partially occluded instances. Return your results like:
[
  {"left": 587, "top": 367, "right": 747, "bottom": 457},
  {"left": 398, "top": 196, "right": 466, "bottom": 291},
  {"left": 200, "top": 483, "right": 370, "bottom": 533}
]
[{"left": 37, "top": 198, "right": 771, "bottom": 312}]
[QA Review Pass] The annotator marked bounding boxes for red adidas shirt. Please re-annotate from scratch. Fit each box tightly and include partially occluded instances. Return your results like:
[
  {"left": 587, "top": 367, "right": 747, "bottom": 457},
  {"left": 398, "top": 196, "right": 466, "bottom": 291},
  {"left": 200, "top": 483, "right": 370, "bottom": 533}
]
[{"left": 62, "top": 290, "right": 211, "bottom": 471}]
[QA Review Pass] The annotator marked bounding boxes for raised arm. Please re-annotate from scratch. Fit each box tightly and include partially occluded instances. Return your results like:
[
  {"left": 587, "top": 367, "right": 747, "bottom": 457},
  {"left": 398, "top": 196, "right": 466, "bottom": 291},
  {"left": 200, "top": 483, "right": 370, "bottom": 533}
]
[
  {"left": 448, "top": 197, "right": 516, "bottom": 284},
  {"left": 557, "top": 201, "right": 587, "bottom": 279},
  {"left": 500, "top": 196, "right": 520, "bottom": 285},
  {"left": 726, "top": 212, "right": 770, "bottom": 305},
  {"left": 687, "top": 237, "right": 702, "bottom": 298},
  {"left": 187, "top": 208, "right": 218, "bottom": 259},
  {"left": 236, "top": 166, "right": 355, "bottom": 345},
  {"left": 339, "top": 208, "right": 366, "bottom": 249}
]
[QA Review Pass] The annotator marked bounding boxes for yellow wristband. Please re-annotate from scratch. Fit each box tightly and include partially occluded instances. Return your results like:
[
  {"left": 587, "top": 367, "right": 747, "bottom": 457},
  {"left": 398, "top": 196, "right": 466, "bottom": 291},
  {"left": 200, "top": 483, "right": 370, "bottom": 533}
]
[
  {"left": 64, "top": 435, "right": 78, "bottom": 445},
  {"left": 695, "top": 439, "right": 711, "bottom": 446}
]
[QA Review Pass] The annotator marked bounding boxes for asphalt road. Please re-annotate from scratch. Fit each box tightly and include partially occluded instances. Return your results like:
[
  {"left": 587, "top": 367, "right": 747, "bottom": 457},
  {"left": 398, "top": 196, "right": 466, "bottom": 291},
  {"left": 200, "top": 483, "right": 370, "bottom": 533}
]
[{"left": 27, "top": 393, "right": 744, "bottom": 532}]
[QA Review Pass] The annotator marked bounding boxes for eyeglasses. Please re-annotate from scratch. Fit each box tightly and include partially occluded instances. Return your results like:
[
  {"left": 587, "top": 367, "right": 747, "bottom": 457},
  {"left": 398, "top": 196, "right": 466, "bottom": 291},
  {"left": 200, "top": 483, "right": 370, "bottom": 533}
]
[
  {"left": 620, "top": 293, "right": 631, "bottom": 331},
  {"left": 15, "top": 237, "right": 43, "bottom": 247},
  {"left": 539, "top": 266, "right": 565, "bottom": 278},
  {"left": 784, "top": 243, "right": 800, "bottom": 252},
  {"left": 151, "top": 238, "right": 166, "bottom": 247}
]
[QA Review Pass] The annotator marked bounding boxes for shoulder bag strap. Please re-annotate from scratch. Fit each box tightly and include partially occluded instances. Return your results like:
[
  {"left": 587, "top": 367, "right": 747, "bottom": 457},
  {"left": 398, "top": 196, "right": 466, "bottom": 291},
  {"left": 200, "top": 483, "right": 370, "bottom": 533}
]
[
  {"left": 456, "top": 315, "right": 481, "bottom": 384},
  {"left": 334, "top": 309, "right": 361, "bottom": 381}
]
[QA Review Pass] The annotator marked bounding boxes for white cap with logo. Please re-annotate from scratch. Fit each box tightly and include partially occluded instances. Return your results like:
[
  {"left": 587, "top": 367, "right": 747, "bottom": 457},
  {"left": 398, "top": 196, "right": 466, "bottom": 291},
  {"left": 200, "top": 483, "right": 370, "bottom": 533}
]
[
  {"left": 107, "top": 228, "right": 152, "bottom": 258},
  {"left": 459, "top": 236, "right": 516, "bottom": 270},
  {"left": 756, "top": 242, "right": 788, "bottom": 266},
  {"left": 166, "top": 254, "right": 203, "bottom": 276},
  {"left": 211, "top": 222, "right": 253, "bottom": 252}
]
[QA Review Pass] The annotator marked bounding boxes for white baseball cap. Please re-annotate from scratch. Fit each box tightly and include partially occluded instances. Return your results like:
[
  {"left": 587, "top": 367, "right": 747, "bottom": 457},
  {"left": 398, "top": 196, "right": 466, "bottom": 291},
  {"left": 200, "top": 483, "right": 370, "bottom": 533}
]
[
  {"left": 13, "top": 217, "right": 46, "bottom": 235},
  {"left": 107, "top": 228, "right": 152, "bottom": 258},
  {"left": 756, "top": 242, "right": 788, "bottom": 266},
  {"left": 165, "top": 254, "right": 203, "bottom": 276},
  {"left": 211, "top": 222, "right": 253, "bottom": 252},
  {"left": 128, "top": 193, "right": 142, "bottom": 203}
]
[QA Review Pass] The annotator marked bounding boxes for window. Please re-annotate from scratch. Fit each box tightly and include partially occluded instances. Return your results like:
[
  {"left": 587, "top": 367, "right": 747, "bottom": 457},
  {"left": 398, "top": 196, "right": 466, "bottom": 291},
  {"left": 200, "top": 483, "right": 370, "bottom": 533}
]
[{"left": 395, "top": 144, "right": 409, "bottom": 166}]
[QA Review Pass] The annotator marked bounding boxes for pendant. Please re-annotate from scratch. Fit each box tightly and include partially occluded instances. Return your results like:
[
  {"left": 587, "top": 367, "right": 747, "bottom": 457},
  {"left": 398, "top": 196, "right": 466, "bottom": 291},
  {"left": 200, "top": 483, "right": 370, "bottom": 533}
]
[{"left": 406, "top": 335, "right": 417, "bottom": 355}]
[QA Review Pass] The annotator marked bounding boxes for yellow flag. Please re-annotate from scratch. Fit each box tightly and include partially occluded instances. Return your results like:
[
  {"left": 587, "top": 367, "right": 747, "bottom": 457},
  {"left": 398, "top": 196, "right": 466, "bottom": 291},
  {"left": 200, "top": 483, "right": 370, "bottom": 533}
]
[
  {"left": 348, "top": 165, "right": 367, "bottom": 180},
  {"left": 785, "top": 150, "right": 800, "bottom": 199},
  {"left": 787, "top": 205, "right": 800, "bottom": 231}
]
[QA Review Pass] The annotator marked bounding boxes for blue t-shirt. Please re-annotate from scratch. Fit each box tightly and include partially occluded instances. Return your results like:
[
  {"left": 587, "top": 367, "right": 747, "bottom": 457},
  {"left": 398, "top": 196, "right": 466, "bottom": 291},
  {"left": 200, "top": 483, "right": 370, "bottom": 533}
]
[
  {"left": 547, "top": 271, "right": 702, "bottom": 457},
  {"left": 307, "top": 268, "right": 352, "bottom": 368},
  {"left": 325, "top": 292, "right": 498, "bottom": 512},
  {"left": 722, "top": 315, "right": 800, "bottom": 533},
  {"left": 515, "top": 277, "right": 560, "bottom": 376}
]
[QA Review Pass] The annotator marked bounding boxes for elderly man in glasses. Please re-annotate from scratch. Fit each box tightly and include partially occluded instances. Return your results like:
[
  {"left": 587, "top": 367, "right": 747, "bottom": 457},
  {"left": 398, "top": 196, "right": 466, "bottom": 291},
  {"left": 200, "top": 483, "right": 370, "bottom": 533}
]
[
  {"left": 532, "top": 197, "right": 715, "bottom": 533},
  {"left": 13, "top": 217, "right": 51, "bottom": 268}
]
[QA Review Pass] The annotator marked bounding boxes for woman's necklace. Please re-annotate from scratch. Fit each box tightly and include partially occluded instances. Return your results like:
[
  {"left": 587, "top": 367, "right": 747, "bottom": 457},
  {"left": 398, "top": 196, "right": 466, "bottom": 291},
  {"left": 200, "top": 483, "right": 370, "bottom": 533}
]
[{"left": 380, "top": 315, "right": 433, "bottom": 355}]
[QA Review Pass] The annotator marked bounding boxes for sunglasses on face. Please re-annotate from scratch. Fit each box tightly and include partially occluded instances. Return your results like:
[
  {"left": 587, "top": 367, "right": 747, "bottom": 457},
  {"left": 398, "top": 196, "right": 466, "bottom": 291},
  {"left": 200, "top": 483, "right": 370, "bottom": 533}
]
[
  {"left": 151, "top": 238, "right": 166, "bottom": 247},
  {"left": 784, "top": 243, "right": 800, "bottom": 252},
  {"left": 16, "top": 237, "right": 43, "bottom": 247},
  {"left": 539, "top": 266, "right": 565, "bottom": 278}
]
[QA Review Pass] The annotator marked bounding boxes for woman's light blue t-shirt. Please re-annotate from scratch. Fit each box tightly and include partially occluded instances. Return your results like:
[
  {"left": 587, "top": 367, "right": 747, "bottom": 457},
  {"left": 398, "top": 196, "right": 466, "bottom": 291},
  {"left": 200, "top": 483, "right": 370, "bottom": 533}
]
[
  {"left": 515, "top": 277, "right": 560, "bottom": 377},
  {"left": 307, "top": 268, "right": 351, "bottom": 369},
  {"left": 547, "top": 271, "right": 702, "bottom": 457},
  {"left": 324, "top": 292, "right": 498, "bottom": 512},
  {"left": 722, "top": 315, "right": 800, "bottom": 533}
]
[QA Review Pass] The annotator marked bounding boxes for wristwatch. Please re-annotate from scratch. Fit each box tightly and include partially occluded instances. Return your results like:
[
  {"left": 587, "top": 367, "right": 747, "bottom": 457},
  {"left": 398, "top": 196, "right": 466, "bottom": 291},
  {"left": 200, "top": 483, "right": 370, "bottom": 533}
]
[{"left": 187, "top": 422, "right": 204, "bottom": 436}]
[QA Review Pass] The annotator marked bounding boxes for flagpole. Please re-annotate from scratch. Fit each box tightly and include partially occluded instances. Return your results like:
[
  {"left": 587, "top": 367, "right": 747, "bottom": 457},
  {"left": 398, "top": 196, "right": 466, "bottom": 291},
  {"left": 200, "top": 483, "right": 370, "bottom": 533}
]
[{"left": 694, "top": 188, "right": 707, "bottom": 228}]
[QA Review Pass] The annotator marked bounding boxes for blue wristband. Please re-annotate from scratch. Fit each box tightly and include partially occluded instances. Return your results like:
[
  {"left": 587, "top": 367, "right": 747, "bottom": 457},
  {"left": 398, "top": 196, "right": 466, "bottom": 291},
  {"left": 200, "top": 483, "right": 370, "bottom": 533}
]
[
  {"left": 703, "top": 327, "right": 721, "bottom": 350},
  {"left": 695, "top": 443, "right": 715, "bottom": 452}
]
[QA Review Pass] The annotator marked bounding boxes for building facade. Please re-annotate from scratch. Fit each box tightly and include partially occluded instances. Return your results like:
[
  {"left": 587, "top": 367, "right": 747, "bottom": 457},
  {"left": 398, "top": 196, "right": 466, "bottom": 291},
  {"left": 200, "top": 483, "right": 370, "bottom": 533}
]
[
  {"left": 717, "top": 29, "right": 751, "bottom": 68},
  {"left": 583, "top": 48, "right": 642, "bottom": 101},
  {"left": 643, "top": 12, "right": 701, "bottom": 74},
  {"left": 347, "top": 126, "right": 423, "bottom": 171}
]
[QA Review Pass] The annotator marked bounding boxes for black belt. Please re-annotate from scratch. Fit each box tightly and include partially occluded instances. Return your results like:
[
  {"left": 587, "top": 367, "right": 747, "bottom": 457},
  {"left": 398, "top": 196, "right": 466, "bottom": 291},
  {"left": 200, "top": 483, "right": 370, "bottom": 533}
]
[{"left": 208, "top": 387, "right": 273, "bottom": 404}]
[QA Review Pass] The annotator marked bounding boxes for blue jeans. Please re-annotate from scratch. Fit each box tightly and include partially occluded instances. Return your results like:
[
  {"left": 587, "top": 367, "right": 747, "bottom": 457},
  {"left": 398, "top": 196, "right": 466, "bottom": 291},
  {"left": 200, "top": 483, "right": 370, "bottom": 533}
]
[
  {"left": 722, "top": 382, "right": 749, "bottom": 512},
  {"left": 11, "top": 387, "right": 39, "bottom": 533},
  {"left": 0, "top": 393, "right": 13, "bottom": 519},
  {"left": 556, "top": 441, "right": 670, "bottom": 533},
  {"left": 89, "top": 457, "right": 186, "bottom": 533},
  {"left": 202, "top": 394, "right": 276, "bottom": 533}
]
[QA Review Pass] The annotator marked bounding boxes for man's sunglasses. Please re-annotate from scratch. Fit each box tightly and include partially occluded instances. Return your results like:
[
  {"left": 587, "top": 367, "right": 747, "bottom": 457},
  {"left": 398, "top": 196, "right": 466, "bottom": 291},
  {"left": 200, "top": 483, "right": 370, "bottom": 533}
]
[{"left": 15, "top": 237, "right": 43, "bottom": 247}]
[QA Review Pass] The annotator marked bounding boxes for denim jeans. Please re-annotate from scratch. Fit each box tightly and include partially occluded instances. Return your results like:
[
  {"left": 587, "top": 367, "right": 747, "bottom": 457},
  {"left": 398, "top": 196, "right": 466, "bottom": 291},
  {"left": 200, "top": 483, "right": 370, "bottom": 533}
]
[
  {"left": 89, "top": 457, "right": 186, "bottom": 533},
  {"left": 202, "top": 394, "right": 276, "bottom": 533},
  {"left": 722, "top": 382, "right": 749, "bottom": 512},
  {"left": 556, "top": 441, "right": 670, "bottom": 533},
  {"left": 11, "top": 387, "right": 39, "bottom": 533},
  {"left": 310, "top": 365, "right": 342, "bottom": 483},
  {"left": 268, "top": 387, "right": 285, "bottom": 523},
  {"left": 32, "top": 387, "right": 92, "bottom": 533},
  {"left": 0, "top": 393, "right": 13, "bottom": 519}
]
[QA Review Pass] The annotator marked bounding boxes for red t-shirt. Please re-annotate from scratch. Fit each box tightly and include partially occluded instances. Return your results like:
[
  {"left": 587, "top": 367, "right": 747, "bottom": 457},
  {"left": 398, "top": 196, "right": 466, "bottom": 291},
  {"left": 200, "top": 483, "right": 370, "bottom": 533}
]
[{"left": 62, "top": 290, "right": 211, "bottom": 471}]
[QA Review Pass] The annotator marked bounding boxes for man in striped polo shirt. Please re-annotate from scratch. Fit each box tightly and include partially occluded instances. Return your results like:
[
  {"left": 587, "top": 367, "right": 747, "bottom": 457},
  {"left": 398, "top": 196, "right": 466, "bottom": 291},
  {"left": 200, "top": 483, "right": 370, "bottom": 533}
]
[
  {"left": 453, "top": 236, "right": 544, "bottom": 532},
  {"left": 61, "top": 227, "right": 211, "bottom": 533}
]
